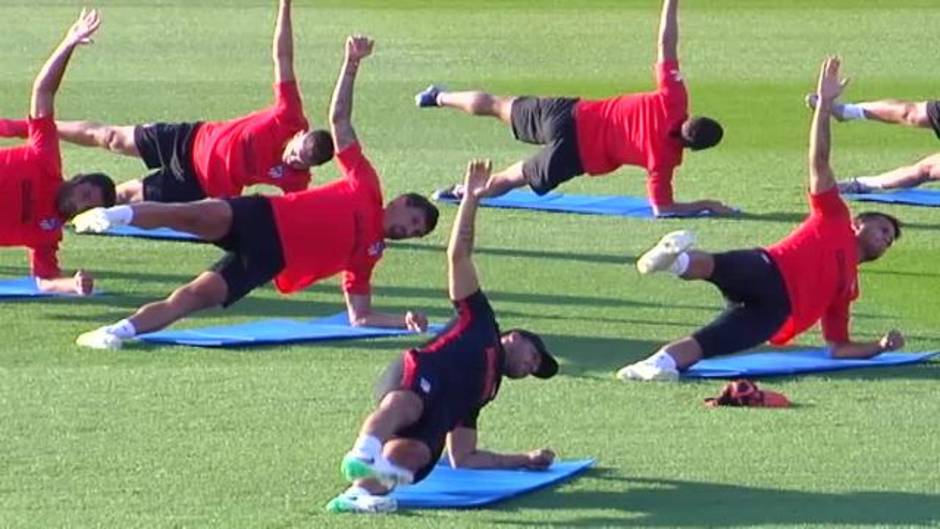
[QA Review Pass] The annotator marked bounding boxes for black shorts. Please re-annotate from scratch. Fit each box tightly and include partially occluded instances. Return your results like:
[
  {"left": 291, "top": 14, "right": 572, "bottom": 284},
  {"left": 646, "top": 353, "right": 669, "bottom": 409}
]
[
  {"left": 373, "top": 356, "right": 463, "bottom": 484},
  {"left": 136, "top": 122, "right": 206, "bottom": 203},
  {"left": 510, "top": 97, "right": 584, "bottom": 195},
  {"left": 926, "top": 101, "right": 940, "bottom": 139},
  {"left": 209, "top": 196, "right": 285, "bottom": 307},
  {"left": 692, "top": 249, "right": 791, "bottom": 358}
]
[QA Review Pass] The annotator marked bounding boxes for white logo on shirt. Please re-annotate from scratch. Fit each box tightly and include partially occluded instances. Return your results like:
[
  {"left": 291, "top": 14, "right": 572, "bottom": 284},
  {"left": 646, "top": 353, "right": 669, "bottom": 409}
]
[
  {"left": 367, "top": 241, "right": 385, "bottom": 258},
  {"left": 268, "top": 165, "right": 286, "bottom": 179},
  {"left": 670, "top": 69, "right": 683, "bottom": 82},
  {"left": 419, "top": 377, "right": 432, "bottom": 394},
  {"left": 39, "top": 218, "right": 60, "bottom": 231}
]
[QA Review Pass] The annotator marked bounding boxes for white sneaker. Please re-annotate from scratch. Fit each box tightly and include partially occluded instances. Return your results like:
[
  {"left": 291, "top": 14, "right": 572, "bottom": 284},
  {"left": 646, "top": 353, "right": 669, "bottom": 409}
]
[
  {"left": 837, "top": 178, "right": 874, "bottom": 195},
  {"left": 76, "top": 328, "right": 124, "bottom": 350},
  {"left": 616, "top": 361, "right": 679, "bottom": 382},
  {"left": 636, "top": 230, "right": 696, "bottom": 275},
  {"left": 72, "top": 207, "right": 114, "bottom": 233},
  {"left": 326, "top": 492, "right": 398, "bottom": 514}
]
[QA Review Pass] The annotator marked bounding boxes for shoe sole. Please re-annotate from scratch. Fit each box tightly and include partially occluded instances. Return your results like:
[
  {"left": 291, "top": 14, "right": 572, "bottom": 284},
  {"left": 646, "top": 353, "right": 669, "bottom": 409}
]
[
  {"left": 616, "top": 365, "right": 679, "bottom": 382},
  {"left": 636, "top": 230, "right": 695, "bottom": 275}
]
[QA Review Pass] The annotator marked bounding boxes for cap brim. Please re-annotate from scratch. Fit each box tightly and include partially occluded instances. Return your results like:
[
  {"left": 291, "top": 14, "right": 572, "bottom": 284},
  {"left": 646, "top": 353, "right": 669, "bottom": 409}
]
[{"left": 533, "top": 350, "right": 559, "bottom": 379}]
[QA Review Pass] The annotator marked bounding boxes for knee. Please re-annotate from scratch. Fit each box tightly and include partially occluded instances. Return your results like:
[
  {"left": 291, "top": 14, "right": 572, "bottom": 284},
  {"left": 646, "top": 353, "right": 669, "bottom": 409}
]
[
  {"left": 383, "top": 438, "right": 431, "bottom": 474},
  {"left": 468, "top": 92, "right": 496, "bottom": 115},
  {"left": 102, "top": 128, "right": 128, "bottom": 153},
  {"left": 904, "top": 103, "right": 925, "bottom": 126}
]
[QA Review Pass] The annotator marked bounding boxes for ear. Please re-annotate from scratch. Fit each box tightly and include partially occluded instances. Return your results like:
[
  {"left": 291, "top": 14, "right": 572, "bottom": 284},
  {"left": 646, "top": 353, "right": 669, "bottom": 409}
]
[{"left": 851, "top": 217, "right": 863, "bottom": 234}]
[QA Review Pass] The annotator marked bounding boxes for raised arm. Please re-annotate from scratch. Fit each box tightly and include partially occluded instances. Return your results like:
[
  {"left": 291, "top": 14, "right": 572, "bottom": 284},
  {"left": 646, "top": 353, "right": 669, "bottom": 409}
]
[
  {"left": 31, "top": 9, "right": 101, "bottom": 120},
  {"left": 809, "top": 56, "right": 848, "bottom": 194},
  {"left": 447, "top": 426, "right": 554, "bottom": 471},
  {"left": 657, "top": 0, "right": 679, "bottom": 63},
  {"left": 329, "top": 35, "right": 373, "bottom": 151},
  {"left": 272, "top": 0, "right": 295, "bottom": 83},
  {"left": 447, "top": 160, "right": 492, "bottom": 301}
]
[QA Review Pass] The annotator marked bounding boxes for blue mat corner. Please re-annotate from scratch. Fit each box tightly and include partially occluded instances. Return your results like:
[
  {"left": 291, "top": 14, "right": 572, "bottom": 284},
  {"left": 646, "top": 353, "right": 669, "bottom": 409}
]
[
  {"left": 0, "top": 276, "right": 101, "bottom": 298},
  {"left": 683, "top": 348, "right": 937, "bottom": 379},
  {"left": 391, "top": 458, "right": 595, "bottom": 509}
]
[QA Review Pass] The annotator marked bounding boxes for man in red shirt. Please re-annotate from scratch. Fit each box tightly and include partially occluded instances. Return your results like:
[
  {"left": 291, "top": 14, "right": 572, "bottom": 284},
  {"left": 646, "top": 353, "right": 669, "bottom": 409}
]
[
  {"left": 326, "top": 160, "right": 558, "bottom": 514},
  {"left": 0, "top": 9, "right": 116, "bottom": 296},
  {"left": 415, "top": 0, "right": 731, "bottom": 217},
  {"left": 12, "top": 0, "right": 333, "bottom": 204},
  {"left": 71, "top": 35, "right": 439, "bottom": 350},
  {"left": 618, "top": 57, "right": 904, "bottom": 382}
]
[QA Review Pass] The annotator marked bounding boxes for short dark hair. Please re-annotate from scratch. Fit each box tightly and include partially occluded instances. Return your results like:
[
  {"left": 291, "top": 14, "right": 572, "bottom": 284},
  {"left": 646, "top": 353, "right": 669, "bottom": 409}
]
[
  {"left": 303, "top": 129, "right": 334, "bottom": 166},
  {"left": 855, "top": 211, "right": 902, "bottom": 240},
  {"left": 684, "top": 116, "right": 723, "bottom": 151},
  {"left": 502, "top": 328, "right": 558, "bottom": 379},
  {"left": 70, "top": 172, "right": 116, "bottom": 206},
  {"left": 404, "top": 193, "right": 439, "bottom": 235}
]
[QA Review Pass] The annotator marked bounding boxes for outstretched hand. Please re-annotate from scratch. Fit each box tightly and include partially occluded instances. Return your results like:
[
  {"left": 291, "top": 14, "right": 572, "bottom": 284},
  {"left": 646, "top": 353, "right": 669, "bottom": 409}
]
[
  {"left": 65, "top": 8, "right": 101, "bottom": 47},
  {"left": 463, "top": 159, "right": 492, "bottom": 199},
  {"left": 345, "top": 35, "right": 374, "bottom": 62},
  {"left": 816, "top": 55, "right": 849, "bottom": 102}
]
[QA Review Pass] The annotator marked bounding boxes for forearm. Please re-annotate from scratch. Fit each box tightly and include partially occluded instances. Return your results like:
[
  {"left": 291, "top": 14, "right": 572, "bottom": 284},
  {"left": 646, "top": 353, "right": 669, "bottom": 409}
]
[
  {"left": 654, "top": 200, "right": 708, "bottom": 216},
  {"left": 330, "top": 58, "right": 359, "bottom": 126},
  {"left": 273, "top": 0, "right": 294, "bottom": 82},
  {"left": 452, "top": 449, "right": 531, "bottom": 470},
  {"left": 829, "top": 340, "right": 884, "bottom": 359},
  {"left": 447, "top": 196, "right": 479, "bottom": 261},
  {"left": 36, "top": 276, "right": 74, "bottom": 294},
  {"left": 809, "top": 97, "right": 834, "bottom": 192},
  {"left": 348, "top": 309, "right": 408, "bottom": 329},
  {"left": 658, "top": 0, "right": 679, "bottom": 62},
  {"left": 31, "top": 40, "right": 78, "bottom": 118}
]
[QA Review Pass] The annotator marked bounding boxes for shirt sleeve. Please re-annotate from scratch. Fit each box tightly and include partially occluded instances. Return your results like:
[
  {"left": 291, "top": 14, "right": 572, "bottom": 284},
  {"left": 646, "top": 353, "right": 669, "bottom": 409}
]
[
  {"left": 273, "top": 81, "right": 308, "bottom": 129},
  {"left": 276, "top": 169, "right": 311, "bottom": 193},
  {"left": 0, "top": 118, "right": 29, "bottom": 138},
  {"left": 655, "top": 60, "right": 688, "bottom": 106},
  {"left": 342, "top": 259, "right": 375, "bottom": 296},
  {"left": 29, "top": 242, "right": 61, "bottom": 279},
  {"left": 808, "top": 187, "right": 851, "bottom": 220},
  {"left": 821, "top": 297, "right": 851, "bottom": 344},
  {"left": 646, "top": 167, "right": 675, "bottom": 207},
  {"left": 452, "top": 289, "right": 498, "bottom": 335},
  {"left": 28, "top": 116, "right": 62, "bottom": 177},
  {"left": 336, "top": 142, "right": 381, "bottom": 193}
]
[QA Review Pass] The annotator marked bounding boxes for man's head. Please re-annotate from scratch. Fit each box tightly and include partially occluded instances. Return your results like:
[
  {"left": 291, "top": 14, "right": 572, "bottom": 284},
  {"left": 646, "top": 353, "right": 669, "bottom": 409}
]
[
  {"left": 282, "top": 129, "right": 334, "bottom": 170},
  {"left": 383, "top": 193, "right": 439, "bottom": 240},
  {"left": 680, "top": 116, "right": 724, "bottom": 151},
  {"left": 500, "top": 329, "right": 558, "bottom": 380},
  {"left": 853, "top": 211, "right": 901, "bottom": 262},
  {"left": 56, "top": 172, "right": 116, "bottom": 219}
]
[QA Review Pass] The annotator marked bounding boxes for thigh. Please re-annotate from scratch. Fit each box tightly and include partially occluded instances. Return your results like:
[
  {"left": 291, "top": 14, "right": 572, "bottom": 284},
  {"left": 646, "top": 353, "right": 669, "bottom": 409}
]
[
  {"left": 510, "top": 97, "right": 579, "bottom": 145},
  {"left": 141, "top": 168, "right": 206, "bottom": 203},
  {"left": 522, "top": 135, "right": 584, "bottom": 195},
  {"left": 692, "top": 303, "right": 789, "bottom": 359},
  {"left": 708, "top": 249, "right": 788, "bottom": 306}
]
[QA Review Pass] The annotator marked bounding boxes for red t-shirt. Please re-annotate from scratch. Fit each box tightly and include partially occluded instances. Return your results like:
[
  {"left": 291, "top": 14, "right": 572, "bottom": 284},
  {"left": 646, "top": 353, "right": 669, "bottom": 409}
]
[
  {"left": 574, "top": 60, "right": 688, "bottom": 207},
  {"left": 271, "top": 142, "right": 384, "bottom": 295},
  {"left": 191, "top": 81, "right": 311, "bottom": 198},
  {"left": 0, "top": 116, "right": 64, "bottom": 278},
  {"left": 765, "top": 188, "right": 859, "bottom": 345}
]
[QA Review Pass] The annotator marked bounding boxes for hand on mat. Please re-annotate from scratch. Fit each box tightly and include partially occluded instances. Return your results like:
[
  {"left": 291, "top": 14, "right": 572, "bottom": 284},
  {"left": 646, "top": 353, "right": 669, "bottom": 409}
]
[
  {"left": 816, "top": 55, "right": 849, "bottom": 102},
  {"left": 73, "top": 269, "right": 94, "bottom": 296},
  {"left": 65, "top": 8, "right": 101, "bottom": 47},
  {"left": 346, "top": 35, "right": 374, "bottom": 62},
  {"left": 701, "top": 200, "right": 737, "bottom": 216},
  {"left": 879, "top": 329, "right": 905, "bottom": 352},
  {"left": 463, "top": 159, "right": 492, "bottom": 200},
  {"left": 405, "top": 310, "right": 428, "bottom": 332},
  {"left": 524, "top": 449, "right": 555, "bottom": 470}
]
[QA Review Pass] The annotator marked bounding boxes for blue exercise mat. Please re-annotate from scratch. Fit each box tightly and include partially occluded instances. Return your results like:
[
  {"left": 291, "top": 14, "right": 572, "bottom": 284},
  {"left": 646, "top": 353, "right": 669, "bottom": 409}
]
[
  {"left": 683, "top": 348, "right": 937, "bottom": 379},
  {"left": 0, "top": 276, "right": 101, "bottom": 298},
  {"left": 391, "top": 458, "right": 595, "bottom": 509},
  {"left": 843, "top": 188, "right": 940, "bottom": 207},
  {"left": 82, "top": 225, "right": 201, "bottom": 242},
  {"left": 138, "top": 312, "right": 445, "bottom": 347},
  {"left": 434, "top": 189, "right": 729, "bottom": 218}
]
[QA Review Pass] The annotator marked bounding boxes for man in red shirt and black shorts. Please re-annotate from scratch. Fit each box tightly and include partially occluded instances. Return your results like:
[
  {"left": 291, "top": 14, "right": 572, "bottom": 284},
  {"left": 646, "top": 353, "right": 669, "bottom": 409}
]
[
  {"left": 416, "top": 0, "right": 731, "bottom": 217},
  {"left": 325, "top": 160, "right": 559, "bottom": 514},
  {"left": 617, "top": 57, "right": 905, "bottom": 382},
  {"left": 18, "top": 0, "right": 333, "bottom": 204},
  {"left": 71, "top": 36, "right": 439, "bottom": 349},
  {"left": 0, "top": 9, "right": 116, "bottom": 296}
]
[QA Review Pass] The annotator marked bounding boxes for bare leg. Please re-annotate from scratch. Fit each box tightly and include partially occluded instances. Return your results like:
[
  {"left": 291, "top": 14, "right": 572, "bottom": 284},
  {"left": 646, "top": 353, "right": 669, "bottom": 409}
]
[
  {"left": 358, "top": 390, "right": 424, "bottom": 442},
  {"left": 115, "top": 180, "right": 144, "bottom": 204},
  {"left": 129, "top": 199, "right": 232, "bottom": 241},
  {"left": 125, "top": 271, "right": 228, "bottom": 334},
  {"left": 437, "top": 91, "right": 516, "bottom": 124},
  {"left": 482, "top": 161, "right": 527, "bottom": 198},
  {"left": 56, "top": 120, "right": 140, "bottom": 157},
  {"left": 857, "top": 100, "right": 931, "bottom": 128},
  {"left": 354, "top": 439, "right": 432, "bottom": 495},
  {"left": 856, "top": 152, "right": 940, "bottom": 190}
]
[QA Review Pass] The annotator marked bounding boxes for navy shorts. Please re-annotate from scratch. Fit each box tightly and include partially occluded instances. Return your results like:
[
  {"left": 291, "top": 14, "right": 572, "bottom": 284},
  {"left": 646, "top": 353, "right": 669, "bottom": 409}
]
[
  {"left": 510, "top": 97, "right": 585, "bottom": 195},
  {"left": 926, "top": 101, "right": 940, "bottom": 139},
  {"left": 692, "top": 249, "right": 792, "bottom": 358},
  {"left": 135, "top": 122, "right": 206, "bottom": 203}
]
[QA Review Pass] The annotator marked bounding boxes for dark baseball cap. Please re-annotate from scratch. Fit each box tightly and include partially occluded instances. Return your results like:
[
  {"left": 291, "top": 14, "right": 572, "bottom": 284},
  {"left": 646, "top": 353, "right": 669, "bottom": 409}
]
[{"left": 510, "top": 329, "right": 559, "bottom": 379}]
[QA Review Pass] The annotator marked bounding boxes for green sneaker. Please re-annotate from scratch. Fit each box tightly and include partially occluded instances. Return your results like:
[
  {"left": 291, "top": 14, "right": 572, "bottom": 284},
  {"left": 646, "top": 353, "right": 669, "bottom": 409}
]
[{"left": 341, "top": 453, "right": 414, "bottom": 486}]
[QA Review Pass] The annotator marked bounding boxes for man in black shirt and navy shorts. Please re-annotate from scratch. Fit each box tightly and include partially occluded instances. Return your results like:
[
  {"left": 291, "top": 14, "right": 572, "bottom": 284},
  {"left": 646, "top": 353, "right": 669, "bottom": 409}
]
[{"left": 326, "top": 159, "right": 559, "bottom": 514}]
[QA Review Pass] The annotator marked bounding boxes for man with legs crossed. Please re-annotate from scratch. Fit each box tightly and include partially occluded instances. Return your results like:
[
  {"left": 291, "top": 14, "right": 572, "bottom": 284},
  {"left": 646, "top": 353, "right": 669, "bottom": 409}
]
[
  {"left": 71, "top": 35, "right": 440, "bottom": 349},
  {"left": 0, "top": 0, "right": 332, "bottom": 205},
  {"left": 326, "top": 160, "right": 559, "bottom": 514},
  {"left": 416, "top": 0, "right": 732, "bottom": 217},
  {"left": 0, "top": 9, "right": 116, "bottom": 295},
  {"left": 618, "top": 57, "right": 905, "bottom": 382}
]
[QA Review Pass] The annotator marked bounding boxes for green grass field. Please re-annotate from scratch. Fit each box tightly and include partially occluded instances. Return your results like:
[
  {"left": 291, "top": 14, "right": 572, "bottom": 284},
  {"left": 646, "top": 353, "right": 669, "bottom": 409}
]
[{"left": 2, "top": 1, "right": 940, "bottom": 527}]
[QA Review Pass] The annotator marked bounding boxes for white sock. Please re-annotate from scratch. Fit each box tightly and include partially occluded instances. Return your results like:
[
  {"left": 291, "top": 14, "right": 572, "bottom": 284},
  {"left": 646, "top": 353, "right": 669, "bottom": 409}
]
[
  {"left": 648, "top": 351, "right": 678, "bottom": 371},
  {"left": 669, "top": 252, "right": 691, "bottom": 276},
  {"left": 343, "top": 485, "right": 371, "bottom": 497},
  {"left": 855, "top": 176, "right": 883, "bottom": 190},
  {"left": 104, "top": 319, "right": 136, "bottom": 339},
  {"left": 840, "top": 103, "right": 867, "bottom": 121},
  {"left": 351, "top": 434, "right": 382, "bottom": 460},
  {"left": 107, "top": 205, "right": 134, "bottom": 226}
]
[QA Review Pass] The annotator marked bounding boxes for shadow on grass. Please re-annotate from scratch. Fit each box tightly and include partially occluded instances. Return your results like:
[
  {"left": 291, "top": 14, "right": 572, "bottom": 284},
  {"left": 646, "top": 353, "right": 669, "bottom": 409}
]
[
  {"left": 541, "top": 334, "right": 662, "bottom": 378},
  {"left": 391, "top": 241, "right": 633, "bottom": 265},
  {"left": 492, "top": 468, "right": 940, "bottom": 527}
]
